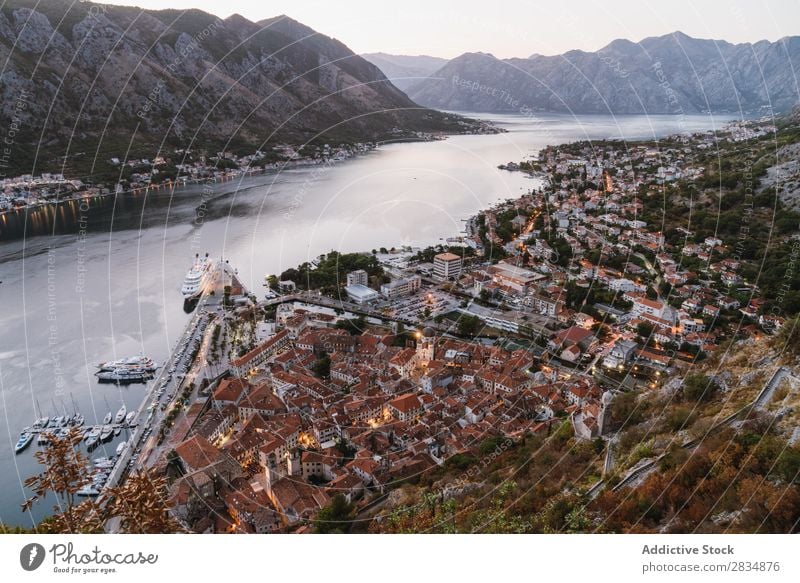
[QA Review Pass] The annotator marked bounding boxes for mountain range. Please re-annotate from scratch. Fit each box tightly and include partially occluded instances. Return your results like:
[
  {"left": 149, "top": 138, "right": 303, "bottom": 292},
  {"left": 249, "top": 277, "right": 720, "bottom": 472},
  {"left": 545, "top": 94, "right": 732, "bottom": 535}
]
[
  {"left": 361, "top": 53, "right": 448, "bottom": 92},
  {"left": 407, "top": 31, "right": 800, "bottom": 114},
  {"left": 0, "top": 1, "right": 476, "bottom": 176}
]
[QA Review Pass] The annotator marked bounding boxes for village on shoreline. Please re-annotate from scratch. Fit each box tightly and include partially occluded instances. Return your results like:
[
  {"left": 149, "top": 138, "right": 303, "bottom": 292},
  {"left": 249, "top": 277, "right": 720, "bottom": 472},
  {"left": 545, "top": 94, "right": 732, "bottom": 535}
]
[{"left": 107, "top": 115, "right": 799, "bottom": 534}]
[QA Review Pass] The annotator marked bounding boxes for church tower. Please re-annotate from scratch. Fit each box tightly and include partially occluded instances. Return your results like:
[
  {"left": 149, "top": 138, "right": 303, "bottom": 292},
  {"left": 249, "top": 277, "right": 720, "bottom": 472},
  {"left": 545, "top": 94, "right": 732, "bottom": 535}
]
[{"left": 417, "top": 326, "right": 435, "bottom": 363}]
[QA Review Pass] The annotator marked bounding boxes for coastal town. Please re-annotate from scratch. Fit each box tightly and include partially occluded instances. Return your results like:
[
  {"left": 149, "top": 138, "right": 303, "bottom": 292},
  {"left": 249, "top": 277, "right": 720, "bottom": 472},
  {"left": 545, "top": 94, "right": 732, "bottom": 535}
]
[
  {"left": 1, "top": 121, "right": 499, "bottom": 218},
  {"left": 0, "top": 142, "right": 378, "bottom": 215},
  {"left": 100, "top": 116, "right": 798, "bottom": 533}
]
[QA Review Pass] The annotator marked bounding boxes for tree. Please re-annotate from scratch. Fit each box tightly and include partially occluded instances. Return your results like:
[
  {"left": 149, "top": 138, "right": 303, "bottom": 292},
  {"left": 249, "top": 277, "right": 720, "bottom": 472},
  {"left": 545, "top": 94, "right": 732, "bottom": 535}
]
[
  {"left": 22, "top": 428, "right": 105, "bottom": 533},
  {"left": 336, "top": 316, "right": 366, "bottom": 335},
  {"left": 314, "top": 494, "right": 355, "bottom": 533},
  {"left": 22, "top": 430, "right": 181, "bottom": 533},
  {"left": 636, "top": 322, "right": 654, "bottom": 339},
  {"left": 103, "top": 470, "right": 183, "bottom": 533},
  {"left": 457, "top": 314, "right": 482, "bottom": 338},
  {"left": 311, "top": 354, "right": 331, "bottom": 379},
  {"left": 682, "top": 373, "right": 718, "bottom": 403}
]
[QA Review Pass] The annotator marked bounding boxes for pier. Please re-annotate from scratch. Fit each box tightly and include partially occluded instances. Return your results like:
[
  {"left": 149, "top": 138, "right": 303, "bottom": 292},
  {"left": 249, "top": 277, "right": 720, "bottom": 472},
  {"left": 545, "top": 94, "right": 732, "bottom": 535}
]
[
  {"left": 25, "top": 422, "right": 137, "bottom": 436},
  {"left": 104, "top": 259, "right": 243, "bottom": 497}
]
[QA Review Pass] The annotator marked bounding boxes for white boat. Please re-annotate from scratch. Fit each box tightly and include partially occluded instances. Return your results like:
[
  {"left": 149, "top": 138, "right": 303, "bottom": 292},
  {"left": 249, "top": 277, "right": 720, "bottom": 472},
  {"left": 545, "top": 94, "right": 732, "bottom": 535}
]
[
  {"left": 114, "top": 405, "right": 126, "bottom": 424},
  {"left": 116, "top": 441, "right": 128, "bottom": 456},
  {"left": 103, "top": 412, "right": 112, "bottom": 425},
  {"left": 76, "top": 485, "right": 100, "bottom": 497},
  {"left": 125, "top": 411, "right": 136, "bottom": 426},
  {"left": 33, "top": 417, "right": 49, "bottom": 429},
  {"left": 96, "top": 368, "right": 153, "bottom": 384},
  {"left": 97, "top": 355, "right": 157, "bottom": 372},
  {"left": 94, "top": 457, "right": 115, "bottom": 469},
  {"left": 181, "top": 254, "right": 213, "bottom": 300},
  {"left": 99, "top": 425, "right": 114, "bottom": 442},
  {"left": 85, "top": 427, "right": 101, "bottom": 448},
  {"left": 15, "top": 433, "right": 34, "bottom": 454}
]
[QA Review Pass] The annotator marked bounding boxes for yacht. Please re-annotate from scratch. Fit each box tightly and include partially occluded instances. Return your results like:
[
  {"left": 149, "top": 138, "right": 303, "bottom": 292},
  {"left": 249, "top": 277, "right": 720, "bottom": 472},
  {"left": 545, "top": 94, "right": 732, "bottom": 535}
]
[
  {"left": 114, "top": 405, "right": 127, "bottom": 424},
  {"left": 102, "top": 412, "right": 112, "bottom": 425},
  {"left": 125, "top": 411, "right": 136, "bottom": 426},
  {"left": 97, "top": 355, "right": 157, "bottom": 372},
  {"left": 99, "top": 425, "right": 114, "bottom": 442},
  {"left": 84, "top": 427, "right": 101, "bottom": 448},
  {"left": 181, "top": 253, "right": 213, "bottom": 300},
  {"left": 76, "top": 485, "right": 100, "bottom": 497},
  {"left": 116, "top": 441, "right": 128, "bottom": 457},
  {"left": 96, "top": 368, "right": 153, "bottom": 384},
  {"left": 15, "top": 433, "right": 34, "bottom": 454}
]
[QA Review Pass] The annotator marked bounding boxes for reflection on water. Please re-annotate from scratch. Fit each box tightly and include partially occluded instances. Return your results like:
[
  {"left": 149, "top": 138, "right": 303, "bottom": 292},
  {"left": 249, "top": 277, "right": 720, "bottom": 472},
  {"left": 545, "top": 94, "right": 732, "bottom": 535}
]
[
  {"left": 0, "top": 186, "right": 201, "bottom": 240},
  {"left": 0, "top": 112, "right": 732, "bottom": 526}
]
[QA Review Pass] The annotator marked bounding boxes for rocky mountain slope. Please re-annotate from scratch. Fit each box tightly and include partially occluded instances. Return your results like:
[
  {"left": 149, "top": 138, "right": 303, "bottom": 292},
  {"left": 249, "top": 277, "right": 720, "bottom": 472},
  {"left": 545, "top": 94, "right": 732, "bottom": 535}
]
[
  {"left": 362, "top": 53, "right": 448, "bottom": 93},
  {"left": 0, "top": 1, "right": 474, "bottom": 176},
  {"left": 408, "top": 32, "right": 800, "bottom": 114}
]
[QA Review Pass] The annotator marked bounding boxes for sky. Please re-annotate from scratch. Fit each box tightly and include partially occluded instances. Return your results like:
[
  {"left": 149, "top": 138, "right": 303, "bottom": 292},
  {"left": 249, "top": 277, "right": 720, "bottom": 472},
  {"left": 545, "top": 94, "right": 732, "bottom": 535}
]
[{"left": 101, "top": 0, "right": 800, "bottom": 59}]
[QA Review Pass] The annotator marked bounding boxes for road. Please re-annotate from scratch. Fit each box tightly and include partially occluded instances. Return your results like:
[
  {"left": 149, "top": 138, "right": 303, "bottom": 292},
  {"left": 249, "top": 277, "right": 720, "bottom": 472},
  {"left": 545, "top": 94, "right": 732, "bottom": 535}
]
[
  {"left": 263, "top": 290, "right": 460, "bottom": 336},
  {"left": 134, "top": 263, "right": 241, "bottom": 469},
  {"left": 108, "top": 261, "right": 236, "bottom": 484},
  {"left": 609, "top": 366, "right": 795, "bottom": 492}
]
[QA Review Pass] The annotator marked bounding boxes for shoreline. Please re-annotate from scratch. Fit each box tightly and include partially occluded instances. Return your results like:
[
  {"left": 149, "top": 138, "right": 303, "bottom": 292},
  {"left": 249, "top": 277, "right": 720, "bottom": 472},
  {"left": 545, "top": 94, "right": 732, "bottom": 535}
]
[{"left": 0, "top": 130, "right": 500, "bottom": 243}]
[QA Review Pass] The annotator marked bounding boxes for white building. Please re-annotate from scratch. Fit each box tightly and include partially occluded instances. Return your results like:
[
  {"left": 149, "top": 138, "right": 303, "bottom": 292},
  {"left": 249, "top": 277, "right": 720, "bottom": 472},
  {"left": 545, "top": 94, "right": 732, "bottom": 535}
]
[
  {"left": 632, "top": 297, "right": 668, "bottom": 319},
  {"left": 609, "top": 278, "right": 646, "bottom": 293},
  {"left": 380, "top": 275, "right": 421, "bottom": 299},
  {"left": 344, "top": 284, "right": 379, "bottom": 304},
  {"left": 603, "top": 339, "right": 638, "bottom": 368},
  {"left": 346, "top": 269, "right": 368, "bottom": 287},
  {"left": 433, "top": 252, "right": 462, "bottom": 281}
]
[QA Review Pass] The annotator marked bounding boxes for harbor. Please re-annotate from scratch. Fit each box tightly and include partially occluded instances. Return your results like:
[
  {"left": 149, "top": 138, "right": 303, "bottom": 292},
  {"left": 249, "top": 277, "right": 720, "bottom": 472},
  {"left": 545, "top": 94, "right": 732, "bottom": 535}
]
[
  {"left": 102, "top": 257, "right": 242, "bottom": 500},
  {"left": 11, "top": 256, "right": 241, "bottom": 507},
  {"left": 0, "top": 113, "right": 723, "bottom": 526}
]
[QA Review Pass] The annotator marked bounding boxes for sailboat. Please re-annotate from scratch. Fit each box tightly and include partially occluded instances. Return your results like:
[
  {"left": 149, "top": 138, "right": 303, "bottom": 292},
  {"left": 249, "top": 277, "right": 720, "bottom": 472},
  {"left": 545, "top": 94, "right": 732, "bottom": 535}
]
[
  {"left": 69, "top": 394, "right": 84, "bottom": 426},
  {"left": 102, "top": 395, "right": 112, "bottom": 425},
  {"left": 85, "top": 427, "right": 101, "bottom": 448},
  {"left": 99, "top": 425, "right": 114, "bottom": 442}
]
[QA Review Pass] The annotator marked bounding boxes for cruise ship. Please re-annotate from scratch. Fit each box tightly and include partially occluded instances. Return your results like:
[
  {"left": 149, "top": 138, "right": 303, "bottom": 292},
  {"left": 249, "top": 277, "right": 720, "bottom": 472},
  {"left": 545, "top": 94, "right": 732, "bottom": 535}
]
[{"left": 181, "top": 253, "right": 213, "bottom": 300}]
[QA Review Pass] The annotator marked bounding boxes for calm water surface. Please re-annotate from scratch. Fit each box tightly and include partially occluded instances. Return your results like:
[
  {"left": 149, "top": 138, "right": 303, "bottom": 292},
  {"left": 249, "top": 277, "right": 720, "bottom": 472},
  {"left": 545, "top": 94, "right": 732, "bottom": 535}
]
[{"left": 0, "top": 112, "right": 732, "bottom": 526}]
